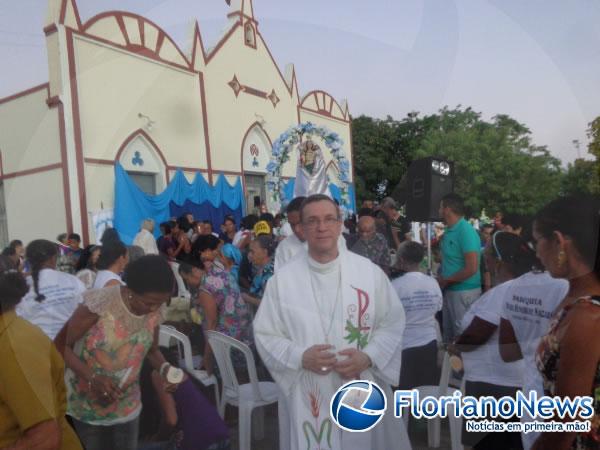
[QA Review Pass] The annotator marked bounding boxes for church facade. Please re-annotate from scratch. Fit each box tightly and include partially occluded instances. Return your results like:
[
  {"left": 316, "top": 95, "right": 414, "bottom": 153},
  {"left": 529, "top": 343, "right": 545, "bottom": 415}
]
[{"left": 0, "top": 0, "right": 353, "bottom": 246}]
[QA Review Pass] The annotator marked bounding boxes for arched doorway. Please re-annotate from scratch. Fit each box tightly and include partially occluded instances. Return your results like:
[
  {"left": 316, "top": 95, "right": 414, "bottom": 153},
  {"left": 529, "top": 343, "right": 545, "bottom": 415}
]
[
  {"left": 240, "top": 123, "right": 272, "bottom": 214},
  {"left": 117, "top": 130, "right": 167, "bottom": 195}
]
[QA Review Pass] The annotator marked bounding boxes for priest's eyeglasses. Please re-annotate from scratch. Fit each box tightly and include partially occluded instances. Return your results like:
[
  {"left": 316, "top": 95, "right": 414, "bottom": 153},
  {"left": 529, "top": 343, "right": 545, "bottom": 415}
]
[{"left": 303, "top": 216, "right": 340, "bottom": 229}]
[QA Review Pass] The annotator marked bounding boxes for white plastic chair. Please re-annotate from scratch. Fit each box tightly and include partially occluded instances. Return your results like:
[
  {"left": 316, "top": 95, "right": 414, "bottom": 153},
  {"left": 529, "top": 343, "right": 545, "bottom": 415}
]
[
  {"left": 169, "top": 261, "right": 191, "bottom": 299},
  {"left": 158, "top": 325, "right": 220, "bottom": 406},
  {"left": 206, "top": 330, "right": 289, "bottom": 450},
  {"left": 401, "top": 352, "right": 463, "bottom": 450}
]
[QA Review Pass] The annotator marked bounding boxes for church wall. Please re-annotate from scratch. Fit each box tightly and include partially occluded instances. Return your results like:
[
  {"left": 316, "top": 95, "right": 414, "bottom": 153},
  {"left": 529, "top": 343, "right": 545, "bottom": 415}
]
[
  {"left": 85, "top": 16, "right": 127, "bottom": 46},
  {"left": 240, "top": 124, "right": 273, "bottom": 174},
  {"left": 201, "top": 25, "right": 299, "bottom": 174},
  {"left": 0, "top": 2, "right": 356, "bottom": 244},
  {"left": 82, "top": 162, "right": 112, "bottom": 243},
  {"left": 46, "top": 33, "right": 62, "bottom": 98},
  {"left": 0, "top": 88, "right": 61, "bottom": 173},
  {"left": 5, "top": 169, "right": 67, "bottom": 244},
  {"left": 223, "top": 175, "right": 239, "bottom": 186},
  {"left": 73, "top": 36, "right": 208, "bottom": 170},
  {"left": 83, "top": 163, "right": 112, "bottom": 212},
  {"left": 181, "top": 171, "right": 200, "bottom": 184}
]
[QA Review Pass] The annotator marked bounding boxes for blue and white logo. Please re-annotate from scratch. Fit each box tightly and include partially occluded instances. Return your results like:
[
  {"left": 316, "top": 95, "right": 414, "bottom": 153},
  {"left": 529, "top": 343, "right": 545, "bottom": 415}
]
[{"left": 330, "top": 380, "right": 387, "bottom": 432}]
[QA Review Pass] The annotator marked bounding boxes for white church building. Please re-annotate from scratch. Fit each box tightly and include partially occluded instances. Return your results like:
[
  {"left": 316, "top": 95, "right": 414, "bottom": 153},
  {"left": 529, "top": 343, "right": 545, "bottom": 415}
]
[{"left": 0, "top": 0, "right": 354, "bottom": 246}]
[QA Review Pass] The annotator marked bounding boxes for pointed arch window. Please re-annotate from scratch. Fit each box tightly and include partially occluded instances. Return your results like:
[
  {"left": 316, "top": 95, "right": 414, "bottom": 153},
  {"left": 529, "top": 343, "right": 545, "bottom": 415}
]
[
  {"left": 244, "top": 22, "right": 256, "bottom": 48},
  {"left": 241, "top": 123, "right": 272, "bottom": 212},
  {"left": 117, "top": 132, "right": 167, "bottom": 195}
]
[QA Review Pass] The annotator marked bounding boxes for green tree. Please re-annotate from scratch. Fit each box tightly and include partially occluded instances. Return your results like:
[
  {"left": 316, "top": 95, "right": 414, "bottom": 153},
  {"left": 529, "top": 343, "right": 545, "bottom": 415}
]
[
  {"left": 413, "top": 107, "right": 562, "bottom": 215},
  {"left": 351, "top": 115, "right": 409, "bottom": 201},
  {"left": 587, "top": 117, "right": 600, "bottom": 160},
  {"left": 584, "top": 118, "right": 600, "bottom": 194},
  {"left": 351, "top": 112, "right": 437, "bottom": 201},
  {"left": 561, "top": 158, "right": 598, "bottom": 195},
  {"left": 352, "top": 106, "right": 564, "bottom": 215}
]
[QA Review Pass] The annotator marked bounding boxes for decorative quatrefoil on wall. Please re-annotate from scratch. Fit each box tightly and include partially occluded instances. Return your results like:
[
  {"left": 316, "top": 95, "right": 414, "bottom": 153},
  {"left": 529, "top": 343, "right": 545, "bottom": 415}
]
[{"left": 132, "top": 151, "right": 144, "bottom": 167}]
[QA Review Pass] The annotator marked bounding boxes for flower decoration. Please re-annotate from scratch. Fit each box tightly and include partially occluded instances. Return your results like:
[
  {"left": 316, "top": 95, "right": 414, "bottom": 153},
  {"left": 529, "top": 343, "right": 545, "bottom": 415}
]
[{"left": 267, "top": 122, "right": 352, "bottom": 213}]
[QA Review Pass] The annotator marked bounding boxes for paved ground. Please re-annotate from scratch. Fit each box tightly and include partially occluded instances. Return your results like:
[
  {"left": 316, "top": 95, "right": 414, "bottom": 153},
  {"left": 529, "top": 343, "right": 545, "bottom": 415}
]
[{"left": 224, "top": 404, "right": 454, "bottom": 450}]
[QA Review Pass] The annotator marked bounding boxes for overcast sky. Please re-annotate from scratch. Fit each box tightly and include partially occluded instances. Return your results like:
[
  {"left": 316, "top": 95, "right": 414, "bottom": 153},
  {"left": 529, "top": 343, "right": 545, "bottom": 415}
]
[{"left": 2, "top": 0, "right": 600, "bottom": 164}]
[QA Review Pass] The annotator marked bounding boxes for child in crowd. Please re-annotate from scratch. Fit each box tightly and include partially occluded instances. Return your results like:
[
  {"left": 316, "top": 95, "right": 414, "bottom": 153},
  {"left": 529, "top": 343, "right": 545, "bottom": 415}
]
[{"left": 392, "top": 241, "right": 443, "bottom": 389}]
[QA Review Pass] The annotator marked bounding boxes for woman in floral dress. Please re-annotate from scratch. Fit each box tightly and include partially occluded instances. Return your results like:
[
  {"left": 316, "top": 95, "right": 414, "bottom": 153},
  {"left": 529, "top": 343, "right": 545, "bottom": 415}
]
[
  {"left": 531, "top": 195, "right": 600, "bottom": 450},
  {"left": 183, "top": 235, "right": 253, "bottom": 375},
  {"left": 54, "top": 255, "right": 178, "bottom": 450}
]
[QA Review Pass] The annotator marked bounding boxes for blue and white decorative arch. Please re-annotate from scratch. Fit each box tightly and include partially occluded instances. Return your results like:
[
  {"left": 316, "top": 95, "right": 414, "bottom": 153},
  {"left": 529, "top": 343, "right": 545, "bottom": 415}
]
[{"left": 266, "top": 122, "right": 354, "bottom": 213}]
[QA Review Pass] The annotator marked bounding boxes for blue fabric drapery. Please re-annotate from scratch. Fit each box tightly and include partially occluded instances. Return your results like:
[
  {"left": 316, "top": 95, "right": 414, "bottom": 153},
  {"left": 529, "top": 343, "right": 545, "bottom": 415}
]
[
  {"left": 169, "top": 200, "right": 242, "bottom": 233},
  {"left": 114, "top": 163, "right": 243, "bottom": 244},
  {"left": 282, "top": 178, "right": 356, "bottom": 212}
]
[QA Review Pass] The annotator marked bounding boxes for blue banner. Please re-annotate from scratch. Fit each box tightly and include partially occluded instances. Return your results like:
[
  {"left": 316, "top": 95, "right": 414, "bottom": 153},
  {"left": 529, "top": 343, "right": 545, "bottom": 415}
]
[{"left": 114, "top": 163, "right": 243, "bottom": 244}]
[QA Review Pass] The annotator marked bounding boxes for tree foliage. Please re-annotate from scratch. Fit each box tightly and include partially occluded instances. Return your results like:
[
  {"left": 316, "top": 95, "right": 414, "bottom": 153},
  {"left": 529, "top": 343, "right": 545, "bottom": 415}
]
[
  {"left": 351, "top": 115, "right": 414, "bottom": 201},
  {"left": 587, "top": 117, "right": 600, "bottom": 161},
  {"left": 561, "top": 158, "right": 598, "bottom": 196},
  {"left": 584, "top": 118, "right": 600, "bottom": 194},
  {"left": 351, "top": 106, "right": 564, "bottom": 216},
  {"left": 413, "top": 107, "right": 562, "bottom": 216}
]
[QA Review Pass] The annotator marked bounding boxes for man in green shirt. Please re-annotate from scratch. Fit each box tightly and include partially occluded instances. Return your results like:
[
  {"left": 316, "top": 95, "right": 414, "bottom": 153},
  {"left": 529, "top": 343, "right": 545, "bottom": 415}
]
[{"left": 438, "top": 193, "right": 482, "bottom": 342}]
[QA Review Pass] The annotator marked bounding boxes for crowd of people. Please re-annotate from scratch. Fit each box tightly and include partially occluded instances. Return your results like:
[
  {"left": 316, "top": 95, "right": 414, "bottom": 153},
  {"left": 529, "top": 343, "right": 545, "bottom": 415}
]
[{"left": 0, "top": 191, "right": 598, "bottom": 450}]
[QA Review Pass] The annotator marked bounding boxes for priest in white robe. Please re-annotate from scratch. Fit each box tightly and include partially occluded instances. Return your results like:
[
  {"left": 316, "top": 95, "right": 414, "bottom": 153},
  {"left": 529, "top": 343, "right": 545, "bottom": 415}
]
[{"left": 254, "top": 194, "right": 410, "bottom": 450}]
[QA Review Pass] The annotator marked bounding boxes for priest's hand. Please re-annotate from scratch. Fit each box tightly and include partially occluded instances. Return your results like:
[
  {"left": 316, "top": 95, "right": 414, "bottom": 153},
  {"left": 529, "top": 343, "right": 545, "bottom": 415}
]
[
  {"left": 334, "top": 348, "right": 372, "bottom": 380},
  {"left": 302, "top": 344, "right": 337, "bottom": 375}
]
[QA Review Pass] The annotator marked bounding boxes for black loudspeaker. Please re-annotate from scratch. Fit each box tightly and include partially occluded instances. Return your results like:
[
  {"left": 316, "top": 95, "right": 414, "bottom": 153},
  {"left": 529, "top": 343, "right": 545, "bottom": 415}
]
[
  {"left": 398, "top": 157, "right": 454, "bottom": 222},
  {"left": 253, "top": 196, "right": 261, "bottom": 207}
]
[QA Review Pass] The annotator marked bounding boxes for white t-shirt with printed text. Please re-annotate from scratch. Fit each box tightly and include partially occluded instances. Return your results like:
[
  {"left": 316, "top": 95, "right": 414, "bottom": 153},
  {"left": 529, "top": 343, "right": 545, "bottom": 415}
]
[
  {"left": 461, "top": 281, "right": 524, "bottom": 387},
  {"left": 17, "top": 268, "right": 86, "bottom": 339},
  {"left": 500, "top": 272, "right": 569, "bottom": 404},
  {"left": 392, "top": 271, "right": 443, "bottom": 350},
  {"left": 498, "top": 271, "right": 569, "bottom": 450},
  {"left": 499, "top": 271, "right": 569, "bottom": 371}
]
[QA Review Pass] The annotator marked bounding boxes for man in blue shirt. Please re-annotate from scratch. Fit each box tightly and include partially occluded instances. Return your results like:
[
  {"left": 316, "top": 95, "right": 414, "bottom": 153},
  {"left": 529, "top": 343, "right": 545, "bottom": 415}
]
[{"left": 438, "top": 193, "right": 481, "bottom": 342}]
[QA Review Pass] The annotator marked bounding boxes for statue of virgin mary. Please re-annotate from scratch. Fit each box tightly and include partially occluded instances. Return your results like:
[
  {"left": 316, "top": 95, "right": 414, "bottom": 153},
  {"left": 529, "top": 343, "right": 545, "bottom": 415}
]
[{"left": 293, "top": 139, "right": 330, "bottom": 198}]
